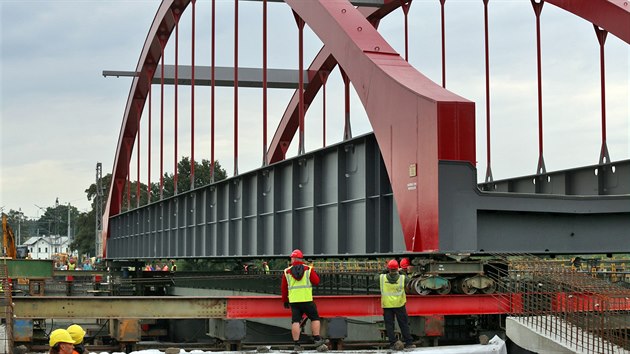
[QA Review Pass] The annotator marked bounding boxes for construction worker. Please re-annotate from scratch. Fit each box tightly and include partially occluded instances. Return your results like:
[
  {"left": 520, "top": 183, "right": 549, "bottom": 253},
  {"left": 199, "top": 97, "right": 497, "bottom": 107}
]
[
  {"left": 262, "top": 261, "right": 270, "bottom": 274},
  {"left": 281, "top": 249, "right": 327, "bottom": 352},
  {"left": 380, "top": 259, "right": 415, "bottom": 351},
  {"left": 399, "top": 258, "right": 410, "bottom": 274},
  {"left": 67, "top": 324, "right": 87, "bottom": 354},
  {"left": 170, "top": 260, "right": 177, "bottom": 272},
  {"left": 48, "top": 328, "right": 75, "bottom": 354}
]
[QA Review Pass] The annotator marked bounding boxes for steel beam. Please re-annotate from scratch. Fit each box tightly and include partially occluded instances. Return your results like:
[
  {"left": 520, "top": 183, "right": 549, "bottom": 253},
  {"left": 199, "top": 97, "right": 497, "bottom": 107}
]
[
  {"left": 227, "top": 295, "right": 516, "bottom": 318},
  {"left": 14, "top": 294, "right": 630, "bottom": 319},
  {"left": 241, "top": 0, "right": 385, "bottom": 7},
  {"left": 108, "top": 134, "right": 630, "bottom": 258},
  {"left": 13, "top": 296, "right": 227, "bottom": 319},
  {"left": 479, "top": 160, "right": 630, "bottom": 195},
  {"left": 12, "top": 294, "right": 514, "bottom": 319},
  {"left": 103, "top": 66, "right": 310, "bottom": 89}
]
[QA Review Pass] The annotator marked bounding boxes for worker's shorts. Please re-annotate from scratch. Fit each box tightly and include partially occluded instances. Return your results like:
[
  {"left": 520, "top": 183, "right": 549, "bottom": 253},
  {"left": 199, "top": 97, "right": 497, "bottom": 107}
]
[{"left": 290, "top": 301, "right": 320, "bottom": 323}]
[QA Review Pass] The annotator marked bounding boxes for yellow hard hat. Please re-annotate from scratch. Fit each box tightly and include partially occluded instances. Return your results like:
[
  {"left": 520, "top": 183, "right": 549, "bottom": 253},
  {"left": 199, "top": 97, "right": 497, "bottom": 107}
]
[
  {"left": 49, "top": 329, "right": 74, "bottom": 347},
  {"left": 67, "top": 324, "right": 86, "bottom": 344}
]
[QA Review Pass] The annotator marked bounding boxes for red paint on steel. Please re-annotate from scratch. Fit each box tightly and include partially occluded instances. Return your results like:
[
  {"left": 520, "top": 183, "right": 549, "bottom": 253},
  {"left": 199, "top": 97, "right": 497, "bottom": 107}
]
[
  {"left": 483, "top": 0, "right": 492, "bottom": 183},
  {"left": 552, "top": 292, "right": 630, "bottom": 312},
  {"left": 147, "top": 79, "right": 152, "bottom": 202},
  {"left": 226, "top": 295, "right": 515, "bottom": 319},
  {"left": 160, "top": 43, "right": 165, "bottom": 200},
  {"left": 234, "top": 0, "right": 240, "bottom": 176},
  {"left": 294, "top": 12, "right": 306, "bottom": 156},
  {"left": 594, "top": 25, "right": 609, "bottom": 163},
  {"left": 440, "top": 0, "right": 446, "bottom": 88},
  {"left": 319, "top": 71, "right": 329, "bottom": 147},
  {"left": 126, "top": 170, "right": 130, "bottom": 211},
  {"left": 531, "top": 0, "right": 545, "bottom": 174},
  {"left": 341, "top": 68, "right": 352, "bottom": 140},
  {"left": 424, "top": 315, "right": 445, "bottom": 337},
  {"left": 401, "top": 1, "right": 410, "bottom": 62},
  {"left": 137, "top": 104, "right": 141, "bottom": 208},
  {"left": 283, "top": 0, "right": 474, "bottom": 252},
  {"left": 546, "top": 0, "right": 630, "bottom": 45},
  {"left": 211, "top": 0, "right": 216, "bottom": 181},
  {"left": 191, "top": 0, "right": 196, "bottom": 189},
  {"left": 174, "top": 19, "right": 180, "bottom": 194},
  {"left": 267, "top": 5, "right": 399, "bottom": 164},
  {"left": 263, "top": 0, "right": 268, "bottom": 165}
]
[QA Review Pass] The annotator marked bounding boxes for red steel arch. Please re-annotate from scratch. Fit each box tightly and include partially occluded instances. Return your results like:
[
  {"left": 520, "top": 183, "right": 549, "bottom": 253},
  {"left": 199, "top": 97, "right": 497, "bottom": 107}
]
[{"left": 103, "top": 0, "right": 630, "bottom": 257}]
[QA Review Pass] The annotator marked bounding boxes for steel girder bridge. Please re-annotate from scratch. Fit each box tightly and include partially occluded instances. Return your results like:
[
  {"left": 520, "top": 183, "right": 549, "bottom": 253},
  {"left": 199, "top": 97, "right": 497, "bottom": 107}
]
[{"left": 102, "top": 0, "right": 630, "bottom": 260}]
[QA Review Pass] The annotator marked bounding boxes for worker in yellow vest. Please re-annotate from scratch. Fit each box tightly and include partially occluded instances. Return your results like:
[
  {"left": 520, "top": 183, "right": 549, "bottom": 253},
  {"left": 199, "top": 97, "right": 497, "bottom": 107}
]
[
  {"left": 281, "top": 249, "right": 327, "bottom": 352},
  {"left": 380, "top": 259, "right": 415, "bottom": 350},
  {"left": 262, "top": 261, "right": 270, "bottom": 274}
]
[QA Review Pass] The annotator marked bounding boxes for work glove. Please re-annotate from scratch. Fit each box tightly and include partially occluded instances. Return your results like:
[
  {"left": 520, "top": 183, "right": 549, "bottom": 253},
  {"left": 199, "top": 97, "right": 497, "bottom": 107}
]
[{"left": 284, "top": 302, "right": 290, "bottom": 309}]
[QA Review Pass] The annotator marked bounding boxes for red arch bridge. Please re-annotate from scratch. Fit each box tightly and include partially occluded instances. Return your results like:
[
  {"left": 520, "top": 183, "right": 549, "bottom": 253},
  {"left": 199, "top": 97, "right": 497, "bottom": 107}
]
[{"left": 101, "top": 0, "right": 630, "bottom": 260}]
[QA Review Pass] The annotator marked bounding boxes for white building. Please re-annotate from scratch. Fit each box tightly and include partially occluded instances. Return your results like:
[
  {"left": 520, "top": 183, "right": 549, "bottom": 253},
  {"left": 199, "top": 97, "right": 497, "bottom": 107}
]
[{"left": 22, "top": 235, "right": 71, "bottom": 260}]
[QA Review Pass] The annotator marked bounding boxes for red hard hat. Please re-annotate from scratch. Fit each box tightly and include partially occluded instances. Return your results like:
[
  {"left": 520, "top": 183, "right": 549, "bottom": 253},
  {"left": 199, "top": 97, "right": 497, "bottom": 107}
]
[
  {"left": 400, "top": 258, "right": 410, "bottom": 269},
  {"left": 387, "top": 259, "right": 399, "bottom": 270},
  {"left": 290, "top": 249, "right": 303, "bottom": 259}
]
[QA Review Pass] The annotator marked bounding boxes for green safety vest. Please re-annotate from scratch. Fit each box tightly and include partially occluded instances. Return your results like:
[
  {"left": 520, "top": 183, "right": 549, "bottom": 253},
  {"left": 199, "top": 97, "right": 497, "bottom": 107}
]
[
  {"left": 380, "top": 273, "right": 406, "bottom": 308},
  {"left": 285, "top": 266, "right": 313, "bottom": 303}
]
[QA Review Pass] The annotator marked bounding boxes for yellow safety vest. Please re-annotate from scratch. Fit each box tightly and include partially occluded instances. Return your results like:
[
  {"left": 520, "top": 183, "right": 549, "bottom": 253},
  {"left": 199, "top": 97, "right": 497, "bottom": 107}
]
[
  {"left": 380, "top": 274, "right": 406, "bottom": 308},
  {"left": 285, "top": 266, "right": 313, "bottom": 303}
]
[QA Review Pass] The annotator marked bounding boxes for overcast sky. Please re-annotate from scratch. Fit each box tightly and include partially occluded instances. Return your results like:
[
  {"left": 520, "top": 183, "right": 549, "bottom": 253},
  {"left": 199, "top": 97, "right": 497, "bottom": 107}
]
[{"left": 1, "top": 0, "right": 628, "bottom": 220}]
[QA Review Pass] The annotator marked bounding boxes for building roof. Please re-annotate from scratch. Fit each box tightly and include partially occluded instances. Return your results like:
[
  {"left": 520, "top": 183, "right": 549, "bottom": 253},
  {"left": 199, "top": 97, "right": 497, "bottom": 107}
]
[{"left": 22, "top": 236, "right": 69, "bottom": 246}]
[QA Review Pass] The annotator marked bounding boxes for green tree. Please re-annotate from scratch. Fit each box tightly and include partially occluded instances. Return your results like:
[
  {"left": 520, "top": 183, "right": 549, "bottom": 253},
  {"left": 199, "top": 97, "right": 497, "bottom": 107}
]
[
  {"left": 71, "top": 210, "right": 96, "bottom": 257},
  {"left": 35, "top": 202, "right": 80, "bottom": 237},
  {"left": 161, "top": 158, "right": 227, "bottom": 198},
  {"left": 72, "top": 158, "right": 228, "bottom": 259}
]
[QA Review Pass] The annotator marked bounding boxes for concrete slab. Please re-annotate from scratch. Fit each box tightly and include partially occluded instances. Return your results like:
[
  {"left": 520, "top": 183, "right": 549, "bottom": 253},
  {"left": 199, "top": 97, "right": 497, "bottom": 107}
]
[{"left": 506, "top": 316, "right": 630, "bottom": 354}]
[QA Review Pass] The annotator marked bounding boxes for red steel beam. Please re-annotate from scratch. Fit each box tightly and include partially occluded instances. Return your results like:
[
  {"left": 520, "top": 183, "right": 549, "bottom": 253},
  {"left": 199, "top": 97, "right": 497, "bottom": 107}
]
[
  {"left": 226, "top": 294, "right": 518, "bottom": 318},
  {"left": 284, "top": 0, "right": 475, "bottom": 252},
  {"left": 546, "top": 0, "right": 630, "bottom": 45}
]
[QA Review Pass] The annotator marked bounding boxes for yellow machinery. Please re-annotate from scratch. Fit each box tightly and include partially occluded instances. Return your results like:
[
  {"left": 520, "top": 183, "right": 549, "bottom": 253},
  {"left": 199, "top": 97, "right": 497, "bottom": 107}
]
[{"left": 1, "top": 213, "right": 17, "bottom": 259}]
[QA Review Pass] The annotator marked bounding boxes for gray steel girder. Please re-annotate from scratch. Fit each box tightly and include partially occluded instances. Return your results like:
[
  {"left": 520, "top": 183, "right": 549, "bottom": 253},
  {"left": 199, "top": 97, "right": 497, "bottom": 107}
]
[
  {"left": 439, "top": 161, "right": 630, "bottom": 254},
  {"left": 107, "top": 134, "right": 403, "bottom": 259},
  {"left": 103, "top": 66, "right": 310, "bottom": 89},
  {"left": 107, "top": 133, "right": 630, "bottom": 259}
]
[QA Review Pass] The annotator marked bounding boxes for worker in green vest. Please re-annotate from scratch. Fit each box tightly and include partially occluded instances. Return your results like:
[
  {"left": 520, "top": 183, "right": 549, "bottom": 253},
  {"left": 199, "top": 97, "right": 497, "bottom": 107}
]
[
  {"left": 380, "top": 259, "right": 415, "bottom": 350},
  {"left": 281, "top": 249, "right": 327, "bottom": 352}
]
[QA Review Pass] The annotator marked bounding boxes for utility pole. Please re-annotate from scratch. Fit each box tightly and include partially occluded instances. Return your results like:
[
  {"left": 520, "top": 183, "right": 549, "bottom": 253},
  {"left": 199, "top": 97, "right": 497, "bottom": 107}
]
[
  {"left": 17, "top": 208, "right": 22, "bottom": 245},
  {"left": 95, "top": 162, "right": 103, "bottom": 258},
  {"left": 67, "top": 203, "right": 71, "bottom": 241}
]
